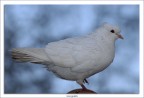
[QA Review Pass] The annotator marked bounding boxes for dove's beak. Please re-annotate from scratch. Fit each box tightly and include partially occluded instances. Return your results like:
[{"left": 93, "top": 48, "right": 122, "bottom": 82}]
[{"left": 116, "top": 33, "right": 124, "bottom": 39}]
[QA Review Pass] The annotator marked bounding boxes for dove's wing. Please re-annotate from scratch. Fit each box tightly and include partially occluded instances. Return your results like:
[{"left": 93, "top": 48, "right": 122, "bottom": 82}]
[{"left": 45, "top": 36, "right": 102, "bottom": 72}]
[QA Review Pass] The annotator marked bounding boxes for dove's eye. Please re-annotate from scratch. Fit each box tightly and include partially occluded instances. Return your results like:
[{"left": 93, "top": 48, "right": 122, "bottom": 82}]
[{"left": 110, "top": 30, "right": 115, "bottom": 33}]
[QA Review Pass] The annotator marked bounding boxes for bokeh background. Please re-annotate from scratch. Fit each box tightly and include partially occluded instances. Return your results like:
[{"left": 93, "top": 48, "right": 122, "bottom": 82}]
[{"left": 4, "top": 5, "right": 139, "bottom": 94}]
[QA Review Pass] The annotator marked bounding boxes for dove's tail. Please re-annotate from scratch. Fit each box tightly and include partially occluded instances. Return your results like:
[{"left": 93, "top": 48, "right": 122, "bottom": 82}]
[{"left": 11, "top": 48, "right": 50, "bottom": 64}]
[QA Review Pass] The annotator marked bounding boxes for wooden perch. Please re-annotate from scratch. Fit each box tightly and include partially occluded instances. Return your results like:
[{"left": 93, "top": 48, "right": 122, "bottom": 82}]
[{"left": 67, "top": 88, "right": 97, "bottom": 94}]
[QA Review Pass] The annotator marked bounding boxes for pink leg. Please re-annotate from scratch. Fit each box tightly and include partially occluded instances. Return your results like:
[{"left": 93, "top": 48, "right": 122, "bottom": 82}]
[{"left": 80, "top": 84, "right": 87, "bottom": 90}]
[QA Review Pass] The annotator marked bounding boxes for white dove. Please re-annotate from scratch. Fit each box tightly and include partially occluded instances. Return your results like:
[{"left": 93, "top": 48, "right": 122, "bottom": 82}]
[{"left": 12, "top": 23, "right": 123, "bottom": 90}]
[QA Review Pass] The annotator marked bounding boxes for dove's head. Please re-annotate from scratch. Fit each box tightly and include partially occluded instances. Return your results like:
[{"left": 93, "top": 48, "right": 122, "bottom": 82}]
[{"left": 101, "top": 23, "right": 124, "bottom": 40}]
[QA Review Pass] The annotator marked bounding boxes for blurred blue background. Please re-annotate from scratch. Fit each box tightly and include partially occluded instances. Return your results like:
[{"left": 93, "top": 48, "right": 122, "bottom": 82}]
[{"left": 4, "top": 5, "right": 139, "bottom": 94}]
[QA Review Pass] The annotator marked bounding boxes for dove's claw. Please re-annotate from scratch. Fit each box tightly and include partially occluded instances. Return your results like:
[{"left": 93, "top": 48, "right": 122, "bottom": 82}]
[
  {"left": 84, "top": 79, "right": 89, "bottom": 84},
  {"left": 80, "top": 84, "right": 87, "bottom": 90}
]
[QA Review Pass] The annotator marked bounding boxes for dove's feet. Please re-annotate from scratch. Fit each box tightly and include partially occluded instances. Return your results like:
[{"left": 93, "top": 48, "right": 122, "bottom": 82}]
[
  {"left": 77, "top": 79, "right": 89, "bottom": 90},
  {"left": 80, "top": 84, "right": 87, "bottom": 90},
  {"left": 83, "top": 79, "right": 89, "bottom": 84}
]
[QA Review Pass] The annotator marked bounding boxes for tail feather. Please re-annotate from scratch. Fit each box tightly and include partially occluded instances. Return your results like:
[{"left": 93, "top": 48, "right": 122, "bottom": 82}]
[{"left": 12, "top": 48, "right": 50, "bottom": 64}]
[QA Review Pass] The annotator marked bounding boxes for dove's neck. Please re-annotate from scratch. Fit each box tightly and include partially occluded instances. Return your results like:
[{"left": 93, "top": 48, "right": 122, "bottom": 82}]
[
  {"left": 90, "top": 29, "right": 116, "bottom": 56},
  {"left": 90, "top": 29, "right": 116, "bottom": 45}
]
